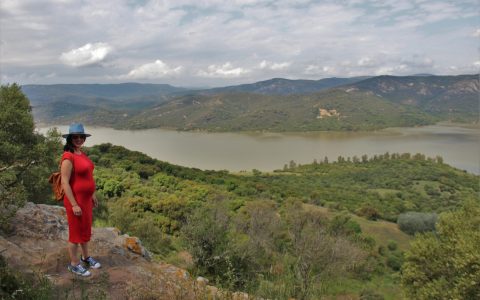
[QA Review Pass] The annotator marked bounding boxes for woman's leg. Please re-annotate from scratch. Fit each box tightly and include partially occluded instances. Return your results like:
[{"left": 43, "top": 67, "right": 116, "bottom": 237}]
[
  {"left": 68, "top": 242, "right": 80, "bottom": 265},
  {"left": 80, "top": 242, "right": 89, "bottom": 260}
]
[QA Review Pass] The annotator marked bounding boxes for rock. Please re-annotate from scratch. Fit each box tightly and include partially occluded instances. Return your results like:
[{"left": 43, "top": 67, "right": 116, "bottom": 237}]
[
  {"left": 124, "top": 236, "right": 151, "bottom": 260},
  {"left": 0, "top": 203, "right": 193, "bottom": 299},
  {"left": 196, "top": 276, "right": 209, "bottom": 287},
  {"left": 1, "top": 202, "right": 253, "bottom": 299}
]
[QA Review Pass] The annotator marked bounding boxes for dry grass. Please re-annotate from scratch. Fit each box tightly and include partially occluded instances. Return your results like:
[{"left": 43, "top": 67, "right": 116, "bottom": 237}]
[{"left": 303, "top": 204, "right": 412, "bottom": 251}]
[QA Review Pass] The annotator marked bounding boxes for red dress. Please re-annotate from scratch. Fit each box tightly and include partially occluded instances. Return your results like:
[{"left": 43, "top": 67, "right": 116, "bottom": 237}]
[{"left": 62, "top": 151, "right": 96, "bottom": 243}]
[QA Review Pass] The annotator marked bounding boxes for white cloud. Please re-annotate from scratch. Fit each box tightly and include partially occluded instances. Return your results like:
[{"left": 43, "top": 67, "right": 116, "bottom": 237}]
[
  {"left": 1, "top": 0, "right": 477, "bottom": 85},
  {"left": 197, "top": 62, "right": 249, "bottom": 78},
  {"left": 258, "top": 60, "right": 291, "bottom": 71},
  {"left": 60, "top": 43, "right": 112, "bottom": 67},
  {"left": 357, "top": 57, "right": 376, "bottom": 67},
  {"left": 304, "top": 65, "right": 335, "bottom": 75},
  {"left": 124, "top": 60, "right": 183, "bottom": 79}
]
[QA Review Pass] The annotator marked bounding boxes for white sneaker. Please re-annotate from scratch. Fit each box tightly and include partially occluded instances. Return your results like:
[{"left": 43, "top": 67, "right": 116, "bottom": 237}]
[
  {"left": 68, "top": 263, "right": 91, "bottom": 276},
  {"left": 81, "top": 256, "right": 101, "bottom": 269}
]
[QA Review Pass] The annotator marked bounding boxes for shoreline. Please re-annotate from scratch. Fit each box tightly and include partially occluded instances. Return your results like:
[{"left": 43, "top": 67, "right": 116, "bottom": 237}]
[{"left": 35, "top": 121, "right": 480, "bottom": 135}]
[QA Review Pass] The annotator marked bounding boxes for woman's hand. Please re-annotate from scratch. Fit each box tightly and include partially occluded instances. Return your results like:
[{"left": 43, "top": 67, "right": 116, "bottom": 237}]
[
  {"left": 92, "top": 194, "right": 98, "bottom": 208},
  {"left": 72, "top": 205, "right": 82, "bottom": 216}
]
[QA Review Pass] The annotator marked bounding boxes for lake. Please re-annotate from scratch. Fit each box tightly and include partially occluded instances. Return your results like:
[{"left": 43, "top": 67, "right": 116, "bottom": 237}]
[{"left": 38, "top": 124, "right": 480, "bottom": 174}]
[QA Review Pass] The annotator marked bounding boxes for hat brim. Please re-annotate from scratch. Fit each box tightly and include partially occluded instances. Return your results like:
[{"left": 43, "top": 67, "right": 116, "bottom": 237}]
[{"left": 62, "top": 133, "right": 92, "bottom": 138}]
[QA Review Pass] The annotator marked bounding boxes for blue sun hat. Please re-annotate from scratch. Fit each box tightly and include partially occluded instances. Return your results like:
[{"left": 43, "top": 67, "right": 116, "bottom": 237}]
[{"left": 62, "top": 123, "right": 92, "bottom": 138}]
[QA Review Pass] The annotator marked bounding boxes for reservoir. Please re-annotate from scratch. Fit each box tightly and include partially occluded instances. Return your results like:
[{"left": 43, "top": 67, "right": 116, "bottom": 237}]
[{"left": 38, "top": 124, "right": 479, "bottom": 174}]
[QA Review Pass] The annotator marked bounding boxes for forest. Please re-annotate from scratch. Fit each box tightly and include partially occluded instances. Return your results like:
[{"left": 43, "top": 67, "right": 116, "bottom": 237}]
[{"left": 1, "top": 83, "right": 479, "bottom": 299}]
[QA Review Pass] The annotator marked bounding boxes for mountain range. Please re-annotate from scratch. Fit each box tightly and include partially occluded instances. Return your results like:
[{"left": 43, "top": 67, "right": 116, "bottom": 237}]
[{"left": 25, "top": 74, "right": 479, "bottom": 131}]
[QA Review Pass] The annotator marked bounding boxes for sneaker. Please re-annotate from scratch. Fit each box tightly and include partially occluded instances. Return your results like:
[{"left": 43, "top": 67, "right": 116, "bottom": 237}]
[
  {"left": 68, "top": 263, "right": 91, "bottom": 277},
  {"left": 81, "top": 256, "right": 101, "bottom": 269}
]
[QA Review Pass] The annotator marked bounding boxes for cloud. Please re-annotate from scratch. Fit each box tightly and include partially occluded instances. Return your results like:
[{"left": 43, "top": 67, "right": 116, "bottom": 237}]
[
  {"left": 124, "top": 60, "right": 183, "bottom": 79},
  {"left": 400, "top": 56, "right": 434, "bottom": 68},
  {"left": 60, "top": 43, "right": 112, "bottom": 67},
  {"left": 258, "top": 60, "right": 291, "bottom": 71},
  {"left": 304, "top": 65, "right": 335, "bottom": 75},
  {"left": 197, "top": 62, "right": 249, "bottom": 78},
  {"left": 357, "top": 57, "right": 377, "bottom": 67},
  {"left": 1, "top": 0, "right": 477, "bottom": 85}
]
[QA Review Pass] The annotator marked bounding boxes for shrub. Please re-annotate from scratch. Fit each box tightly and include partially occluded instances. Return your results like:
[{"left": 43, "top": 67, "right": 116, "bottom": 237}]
[
  {"left": 397, "top": 212, "right": 437, "bottom": 235},
  {"left": 356, "top": 205, "right": 381, "bottom": 221},
  {"left": 401, "top": 201, "right": 480, "bottom": 299},
  {"left": 0, "top": 254, "right": 53, "bottom": 299},
  {"left": 387, "top": 240, "right": 398, "bottom": 251},
  {"left": 386, "top": 253, "right": 403, "bottom": 271}
]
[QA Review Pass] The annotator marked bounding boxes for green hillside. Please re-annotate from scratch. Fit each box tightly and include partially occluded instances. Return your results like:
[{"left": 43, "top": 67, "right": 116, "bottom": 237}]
[
  {"left": 22, "top": 83, "right": 186, "bottom": 104},
  {"left": 123, "top": 89, "right": 435, "bottom": 131},
  {"left": 83, "top": 144, "right": 478, "bottom": 299},
  {"left": 27, "top": 74, "right": 478, "bottom": 132},
  {"left": 201, "top": 76, "right": 370, "bottom": 95},
  {"left": 347, "top": 74, "right": 479, "bottom": 122},
  {"left": 4, "top": 83, "right": 479, "bottom": 299}
]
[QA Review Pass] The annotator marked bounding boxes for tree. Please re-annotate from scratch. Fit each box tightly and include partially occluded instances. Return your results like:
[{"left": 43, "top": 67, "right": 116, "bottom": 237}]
[
  {"left": 284, "top": 201, "right": 366, "bottom": 299},
  {"left": 0, "top": 84, "right": 60, "bottom": 230},
  {"left": 401, "top": 201, "right": 480, "bottom": 299}
]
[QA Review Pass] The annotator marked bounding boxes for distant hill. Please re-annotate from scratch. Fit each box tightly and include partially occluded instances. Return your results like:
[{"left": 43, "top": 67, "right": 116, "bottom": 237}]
[
  {"left": 199, "top": 76, "right": 370, "bottom": 95},
  {"left": 23, "top": 83, "right": 188, "bottom": 125},
  {"left": 27, "top": 74, "right": 479, "bottom": 131},
  {"left": 122, "top": 88, "right": 435, "bottom": 131},
  {"left": 343, "top": 74, "right": 479, "bottom": 122},
  {"left": 22, "top": 83, "right": 187, "bottom": 104}
]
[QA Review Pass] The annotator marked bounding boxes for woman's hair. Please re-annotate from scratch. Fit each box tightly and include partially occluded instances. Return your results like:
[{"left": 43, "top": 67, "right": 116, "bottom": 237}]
[{"left": 63, "top": 135, "right": 75, "bottom": 153}]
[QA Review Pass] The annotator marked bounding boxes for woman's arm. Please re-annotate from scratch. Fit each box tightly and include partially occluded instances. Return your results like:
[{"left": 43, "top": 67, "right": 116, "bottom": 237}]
[{"left": 61, "top": 159, "right": 82, "bottom": 216}]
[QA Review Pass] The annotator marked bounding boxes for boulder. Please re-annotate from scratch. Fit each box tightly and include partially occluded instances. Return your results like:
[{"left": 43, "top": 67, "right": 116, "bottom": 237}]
[{"left": 0, "top": 202, "right": 255, "bottom": 299}]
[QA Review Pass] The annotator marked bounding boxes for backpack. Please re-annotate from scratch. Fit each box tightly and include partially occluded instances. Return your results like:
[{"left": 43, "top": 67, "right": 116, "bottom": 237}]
[
  {"left": 48, "top": 171, "right": 64, "bottom": 201},
  {"left": 48, "top": 158, "right": 73, "bottom": 201}
]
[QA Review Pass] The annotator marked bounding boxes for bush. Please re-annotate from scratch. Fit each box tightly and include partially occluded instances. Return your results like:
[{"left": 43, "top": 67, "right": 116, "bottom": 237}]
[
  {"left": 0, "top": 254, "right": 53, "bottom": 299},
  {"left": 397, "top": 212, "right": 437, "bottom": 235},
  {"left": 387, "top": 240, "right": 398, "bottom": 251},
  {"left": 356, "top": 205, "right": 381, "bottom": 221},
  {"left": 386, "top": 253, "right": 403, "bottom": 271},
  {"left": 401, "top": 201, "right": 480, "bottom": 299}
]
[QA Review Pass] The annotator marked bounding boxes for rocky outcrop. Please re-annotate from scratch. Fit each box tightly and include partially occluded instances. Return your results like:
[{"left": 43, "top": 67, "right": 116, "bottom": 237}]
[{"left": 0, "top": 202, "right": 250, "bottom": 299}]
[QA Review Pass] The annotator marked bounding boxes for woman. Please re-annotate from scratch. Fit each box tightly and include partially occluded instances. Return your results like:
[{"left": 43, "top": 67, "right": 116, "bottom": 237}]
[{"left": 61, "top": 123, "right": 101, "bottom": 276}]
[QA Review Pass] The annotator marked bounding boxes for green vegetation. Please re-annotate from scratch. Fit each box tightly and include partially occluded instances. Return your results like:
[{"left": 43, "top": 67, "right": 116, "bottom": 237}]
[
  {"left": 2, "top": 84, "right": 479, "bottom": 299},
  {"left": 401, "top": 201, "right": 480, "bottom": 299},
  {"left": 352, "top": 74, "right": 479, "bottom": 123},
  {"left": 83, "top": 142, "right": 478, "bottom": 298},
  {"left": 397, "top": 212, "right": 437, "bottom": 235},
  {"left": 0, "top": 84, "right": 61, "bottom": 231},
  {"left": 28, "top": 74, "right": 478, "bottom": 132},
  {"left": 122, "top": 89, "right": 436, "bottom": 131},
  {"left": 0, "top": 254, "right": 53, "bottom": 299}
]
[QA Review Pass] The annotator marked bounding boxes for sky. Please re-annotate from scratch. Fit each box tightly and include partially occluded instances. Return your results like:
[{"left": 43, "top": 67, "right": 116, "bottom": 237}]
[{"left": 1, "top": 0, "right": 478, "bottom": 87}]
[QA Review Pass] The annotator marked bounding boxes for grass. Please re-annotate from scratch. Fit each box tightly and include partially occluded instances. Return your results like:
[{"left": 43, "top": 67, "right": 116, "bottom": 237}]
[
  {"left": 367, "top": 188, "right": 401, "bottom": 198},
  {"left": 303, "top": 204, "right": 412, "bottom": 251},
  {"left": 323, "top": 274, "right": 406, "bottom": 300},
  {"left": 351, "top": 216, "right": 411, "bottom": 251}
]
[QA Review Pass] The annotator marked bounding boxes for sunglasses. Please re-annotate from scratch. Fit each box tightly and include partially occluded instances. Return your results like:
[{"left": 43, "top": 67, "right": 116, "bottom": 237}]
[{"left": 71, "top": 135, "right": 86, "bottom": 140}]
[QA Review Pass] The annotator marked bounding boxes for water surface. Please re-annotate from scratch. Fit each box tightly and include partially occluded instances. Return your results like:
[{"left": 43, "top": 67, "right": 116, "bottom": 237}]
[{"left": 38, "top": 125, "right": 480, "bottom": 174}]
